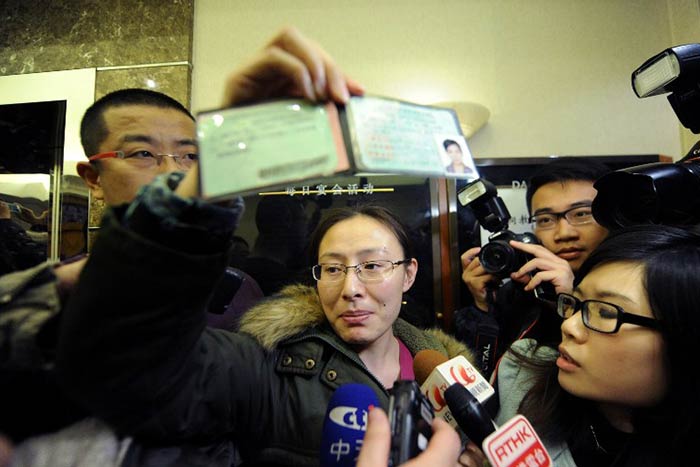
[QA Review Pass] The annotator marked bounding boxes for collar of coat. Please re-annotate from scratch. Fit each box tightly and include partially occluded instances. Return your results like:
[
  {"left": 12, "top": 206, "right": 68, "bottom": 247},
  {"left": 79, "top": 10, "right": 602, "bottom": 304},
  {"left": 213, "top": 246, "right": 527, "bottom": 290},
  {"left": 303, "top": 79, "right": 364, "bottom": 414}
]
[{"left": 238, "top": 284, "right": 474, "bottom": 364}]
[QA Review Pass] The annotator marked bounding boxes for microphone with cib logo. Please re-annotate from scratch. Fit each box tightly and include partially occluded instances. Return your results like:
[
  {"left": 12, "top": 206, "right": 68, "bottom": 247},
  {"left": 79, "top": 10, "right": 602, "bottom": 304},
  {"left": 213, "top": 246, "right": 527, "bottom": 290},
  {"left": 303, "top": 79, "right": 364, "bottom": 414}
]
[{"left": 320, "top": 383, "right": 380, "bottom": 466}]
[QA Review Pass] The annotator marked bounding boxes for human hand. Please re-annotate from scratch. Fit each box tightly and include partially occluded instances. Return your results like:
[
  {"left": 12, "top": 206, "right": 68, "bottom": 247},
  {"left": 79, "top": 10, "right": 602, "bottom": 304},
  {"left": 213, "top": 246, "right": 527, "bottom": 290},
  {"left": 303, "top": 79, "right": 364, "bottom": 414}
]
[
  {"left": 221, "top": 26, "right": 364, "bottom": 106},
  {"left": 0, "top": 434, "right": 12, "bottom": 467},
  {"left": 356, "top": 407, "right": 462, "bottom": 467},
  {"left": 457, "top": 441, "right": 489, "bottom": 467},
  {"left": 508, "top": 241, "right": 574, "bottom": 295},
  {"left": 53, "top": 256, "right": 88, "bottom": 298},
  {"left": 175, "top": 164, "right": 200, "bottom": 199},
  {"left": 185, "top": 28, "right": 364, "bottom": 199},
  {"left": 0, "top": 202, "right": 10, "bottom": 219},
  {"left": 461, "top": 247, "right": 496, "bottom": 312}
]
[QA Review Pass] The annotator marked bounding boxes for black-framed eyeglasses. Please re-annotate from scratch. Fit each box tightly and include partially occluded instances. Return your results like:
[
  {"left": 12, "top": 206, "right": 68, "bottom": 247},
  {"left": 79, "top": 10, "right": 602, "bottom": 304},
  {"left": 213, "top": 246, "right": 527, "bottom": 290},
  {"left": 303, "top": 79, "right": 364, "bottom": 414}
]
[
  {"left": 557, "top": 293, "right": 661, "bottom": 334},
  {"left": 312, "top": 259, "right": 411, "bottom": 284},
  {"left": 529, "top": 205, "right": 594, "bottom": 230},
  {"left": 88, "top": 150, "right": 199, "bottom": 169}
]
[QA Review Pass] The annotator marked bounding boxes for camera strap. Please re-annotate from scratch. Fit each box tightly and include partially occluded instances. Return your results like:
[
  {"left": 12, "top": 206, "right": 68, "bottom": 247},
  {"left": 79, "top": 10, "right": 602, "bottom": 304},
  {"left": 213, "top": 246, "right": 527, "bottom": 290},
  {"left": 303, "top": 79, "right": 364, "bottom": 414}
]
[
  {"left": 469, "top": 283, "right": 502, "bottom": 376},
  {"left": 454, "top": 303, "right": 500, "bottom": 377},
  {"left": 474, "top": 321, "right": 499, "bottom": 377}
]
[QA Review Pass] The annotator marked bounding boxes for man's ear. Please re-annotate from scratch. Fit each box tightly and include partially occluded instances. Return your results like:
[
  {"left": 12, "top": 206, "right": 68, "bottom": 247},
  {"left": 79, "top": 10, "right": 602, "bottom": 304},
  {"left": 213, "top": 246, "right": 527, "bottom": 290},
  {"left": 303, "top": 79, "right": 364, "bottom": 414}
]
[{"left": 76, "top": 161, "right": 104, "bottom": 200}]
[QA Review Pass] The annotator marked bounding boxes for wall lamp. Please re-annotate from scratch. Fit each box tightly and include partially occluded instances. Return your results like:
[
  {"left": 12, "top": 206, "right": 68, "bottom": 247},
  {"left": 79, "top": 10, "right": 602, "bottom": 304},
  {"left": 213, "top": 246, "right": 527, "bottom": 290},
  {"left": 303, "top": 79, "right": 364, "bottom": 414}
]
[{"left": 432, "top": 101, "right": 490, "bottom": 138}]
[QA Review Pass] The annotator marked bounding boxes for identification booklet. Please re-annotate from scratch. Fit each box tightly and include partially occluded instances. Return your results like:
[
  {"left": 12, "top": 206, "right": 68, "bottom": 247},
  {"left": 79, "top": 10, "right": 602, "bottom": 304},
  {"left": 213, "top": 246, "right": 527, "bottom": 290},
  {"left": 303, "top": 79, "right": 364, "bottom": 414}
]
[{"left": 196, "top": 95, "right": 479, "bottom": 200}]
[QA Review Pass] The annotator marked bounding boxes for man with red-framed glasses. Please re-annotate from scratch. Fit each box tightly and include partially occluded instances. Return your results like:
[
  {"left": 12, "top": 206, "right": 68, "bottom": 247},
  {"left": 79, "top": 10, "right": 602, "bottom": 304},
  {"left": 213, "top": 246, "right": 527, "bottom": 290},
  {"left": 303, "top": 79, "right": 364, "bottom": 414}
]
[{"left": 76, "top": 89, "right": 199, "bottom": 207}]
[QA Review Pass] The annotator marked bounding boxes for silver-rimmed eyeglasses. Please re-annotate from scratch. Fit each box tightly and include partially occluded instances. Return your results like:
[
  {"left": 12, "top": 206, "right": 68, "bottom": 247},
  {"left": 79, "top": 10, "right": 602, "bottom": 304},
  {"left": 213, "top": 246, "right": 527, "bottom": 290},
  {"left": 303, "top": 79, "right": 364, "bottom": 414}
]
[
  {"left": 312, "top": 259, "right": 411, "bottom": 284},
  {"left": 529, "top": 205, "right": 594, "bottom": 230},
  {"left": 557, "top": 293, "right": 661, "bottom": 334},
  {"left": 88, "top": 150, "right": 199, "bottom": 169}
]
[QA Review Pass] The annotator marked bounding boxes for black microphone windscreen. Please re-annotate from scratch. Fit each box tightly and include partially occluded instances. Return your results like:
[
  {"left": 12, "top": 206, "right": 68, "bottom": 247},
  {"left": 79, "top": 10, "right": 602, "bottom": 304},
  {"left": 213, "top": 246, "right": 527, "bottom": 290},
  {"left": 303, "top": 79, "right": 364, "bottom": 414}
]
[{"left": 444, "top": 383, "right": 496, "bottom": 446}]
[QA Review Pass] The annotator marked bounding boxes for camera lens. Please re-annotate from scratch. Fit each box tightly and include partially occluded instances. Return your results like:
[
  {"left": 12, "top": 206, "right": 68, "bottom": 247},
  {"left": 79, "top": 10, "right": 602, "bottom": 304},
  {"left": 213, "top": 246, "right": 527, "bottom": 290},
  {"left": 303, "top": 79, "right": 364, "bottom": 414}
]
[{"left": 479, "top": 241, "right": 515, "bottom": 276}]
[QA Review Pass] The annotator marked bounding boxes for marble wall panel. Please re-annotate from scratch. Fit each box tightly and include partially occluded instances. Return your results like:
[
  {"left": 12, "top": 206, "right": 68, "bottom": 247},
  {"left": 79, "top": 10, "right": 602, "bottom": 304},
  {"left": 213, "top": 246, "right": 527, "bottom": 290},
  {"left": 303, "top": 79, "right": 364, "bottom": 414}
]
[
  {"left": 0, "top": 0, "right": 194, "bottom": 75},
  {"left": 95, "top": 64, "right": 191, "bottom": 106}
]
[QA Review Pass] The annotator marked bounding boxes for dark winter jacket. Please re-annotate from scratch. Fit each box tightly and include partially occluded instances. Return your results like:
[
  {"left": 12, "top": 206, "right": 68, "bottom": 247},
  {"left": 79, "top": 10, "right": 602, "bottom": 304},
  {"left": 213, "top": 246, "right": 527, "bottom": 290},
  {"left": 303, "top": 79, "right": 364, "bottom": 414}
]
[
  {"left": 0, "top": 261, "right": 88, "bottom": 441},
  {"left": 58, "top": 194, "right": 475, "bottom": 466}
]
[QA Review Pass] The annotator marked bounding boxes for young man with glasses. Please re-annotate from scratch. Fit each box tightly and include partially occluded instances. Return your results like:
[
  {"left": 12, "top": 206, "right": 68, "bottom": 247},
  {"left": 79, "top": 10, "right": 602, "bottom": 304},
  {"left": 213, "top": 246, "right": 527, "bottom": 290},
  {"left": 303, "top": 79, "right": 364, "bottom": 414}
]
[{"left": 455, "top": 157, "right": 610, "bottom": 377}]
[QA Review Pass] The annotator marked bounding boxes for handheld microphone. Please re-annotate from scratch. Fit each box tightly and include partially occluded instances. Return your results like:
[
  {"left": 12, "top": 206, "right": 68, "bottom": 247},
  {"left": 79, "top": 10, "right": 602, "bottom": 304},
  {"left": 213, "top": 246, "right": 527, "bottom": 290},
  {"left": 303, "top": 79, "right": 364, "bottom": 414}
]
[
  {"left": 482, "top": 414, "right": 552, "bottom": 467},
  {"left": 444, "top": 383, "right": 496, "bottom": 446},
  {"left": 207, "top": 267, "right": 243, "bottom": 315},
  {"left": 415, "top": 352, "right": 551, "bottom": 466},
  {"left": 443, "top": 383, "right": 552, "bottom": 467},
  {"left": 413, "top": 350, "right": 495, "bottom": 429},
  {"left": 413, "top": 349, "right": 449, "bottom": 386},
  {"left": 320, "top": 383, "right": 380, "bottom": 467},
  {"left": 387, "top": 380, "right": 434, "bottom": 466}
]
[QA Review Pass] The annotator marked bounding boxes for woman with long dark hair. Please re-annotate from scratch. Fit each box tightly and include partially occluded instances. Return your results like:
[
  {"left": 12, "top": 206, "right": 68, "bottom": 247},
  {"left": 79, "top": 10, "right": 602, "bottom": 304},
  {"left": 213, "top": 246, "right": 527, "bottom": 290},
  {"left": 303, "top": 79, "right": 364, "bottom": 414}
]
[{"left": 463, "top": 224, "right": 700, "bottom": 467}]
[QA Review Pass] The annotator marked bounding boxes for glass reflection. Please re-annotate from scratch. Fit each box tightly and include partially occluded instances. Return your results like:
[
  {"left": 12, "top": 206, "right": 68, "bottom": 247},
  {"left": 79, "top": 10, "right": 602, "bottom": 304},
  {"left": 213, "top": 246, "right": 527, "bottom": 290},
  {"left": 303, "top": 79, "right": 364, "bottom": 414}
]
[
  {"left": 0, "top": 100, "right": 88, "bottom": 275},
  {"left": 0, "top": 174, "right": 50, "bottom": 274}
]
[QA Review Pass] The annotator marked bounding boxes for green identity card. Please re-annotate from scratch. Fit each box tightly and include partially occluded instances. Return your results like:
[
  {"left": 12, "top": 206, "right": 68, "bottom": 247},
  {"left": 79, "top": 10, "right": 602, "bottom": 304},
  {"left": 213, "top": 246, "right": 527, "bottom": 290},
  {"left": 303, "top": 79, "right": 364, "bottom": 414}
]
[{"left": 197, "top": 95, "right": 479, "bottom": 200}]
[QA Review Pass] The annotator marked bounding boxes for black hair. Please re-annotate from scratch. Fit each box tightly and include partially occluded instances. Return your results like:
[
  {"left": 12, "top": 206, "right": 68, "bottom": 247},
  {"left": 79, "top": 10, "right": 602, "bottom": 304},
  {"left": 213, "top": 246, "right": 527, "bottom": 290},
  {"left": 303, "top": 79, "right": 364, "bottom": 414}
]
[
  {"left": 307, "top": 205, "right": 414, "bottom": 266},
  {"left": 517, "top": 224, "right": 700, "bottom": 466},
  {"left": 525, "top": 157, "right": 611, "bottom": 213},
  {"left": 442, "top": 139, "right": 461, "bottom": 151},
  {"left": 80, "top": 88, "right": 194, "bottom": 157}
]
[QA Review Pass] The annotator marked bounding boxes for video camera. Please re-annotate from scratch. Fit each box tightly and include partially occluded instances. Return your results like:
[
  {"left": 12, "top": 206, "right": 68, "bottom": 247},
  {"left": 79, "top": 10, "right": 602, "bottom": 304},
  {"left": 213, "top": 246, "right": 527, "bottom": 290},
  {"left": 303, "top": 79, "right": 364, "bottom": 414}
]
[
  {"left": 457, "top": 178, "right": 539, "bottom": 280},
  {"left": 388, "top": 380, "right": 434, "bottom": 466},
  {"left": 592, "top": 43, "right": 700, "bottom": 229}
]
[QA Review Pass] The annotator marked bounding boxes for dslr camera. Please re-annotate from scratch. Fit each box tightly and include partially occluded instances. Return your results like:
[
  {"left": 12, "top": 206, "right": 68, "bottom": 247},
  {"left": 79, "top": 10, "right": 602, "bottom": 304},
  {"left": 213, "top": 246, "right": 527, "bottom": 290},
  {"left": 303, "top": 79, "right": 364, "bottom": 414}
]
[
  {"left": 478, "top": 229, "right": 539, "bottom": 280},
  {"left": 592, "top": 43, "right": 700, "bottom": 229},
  {"left": 388, "top": 380, "right": 434, "bottom": 466},
  {"left": 457, "top": 178, "right": 539, "bottom": 279}
]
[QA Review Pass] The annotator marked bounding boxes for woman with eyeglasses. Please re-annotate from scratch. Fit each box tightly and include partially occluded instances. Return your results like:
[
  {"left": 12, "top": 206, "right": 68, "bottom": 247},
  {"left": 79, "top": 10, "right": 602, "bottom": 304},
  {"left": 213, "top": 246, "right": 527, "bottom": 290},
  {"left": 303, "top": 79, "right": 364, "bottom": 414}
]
[
  {"left": 460, "top": 224, "right": 700, "bottom": 467},
  {"left": 59, "top": 197, "right": 473, "bottom": 466}
]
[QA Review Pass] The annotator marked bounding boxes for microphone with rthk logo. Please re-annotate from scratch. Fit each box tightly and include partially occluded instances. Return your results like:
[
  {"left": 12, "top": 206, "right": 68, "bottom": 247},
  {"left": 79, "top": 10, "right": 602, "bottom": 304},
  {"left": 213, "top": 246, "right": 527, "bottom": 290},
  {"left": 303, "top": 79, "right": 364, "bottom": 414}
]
[
  {"left": 445, "top": 383, "right": 552, "bottom": 467},
  {"left": 414, "top": 351, "right": 552, "bottom": 467},
  {"left": 320, "top": 383, "right": 380, "bottom": 467}
]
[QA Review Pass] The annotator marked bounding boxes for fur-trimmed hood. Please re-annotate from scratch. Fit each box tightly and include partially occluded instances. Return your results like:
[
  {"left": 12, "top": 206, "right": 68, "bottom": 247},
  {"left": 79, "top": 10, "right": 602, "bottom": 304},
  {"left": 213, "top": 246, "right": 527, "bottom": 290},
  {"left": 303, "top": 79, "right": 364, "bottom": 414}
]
[
  {"left": 239, "top": 284, "right": 474, "bottom": 363},
  {"left": 239, "top": 284, "right": 323, "bottom": 350}
]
